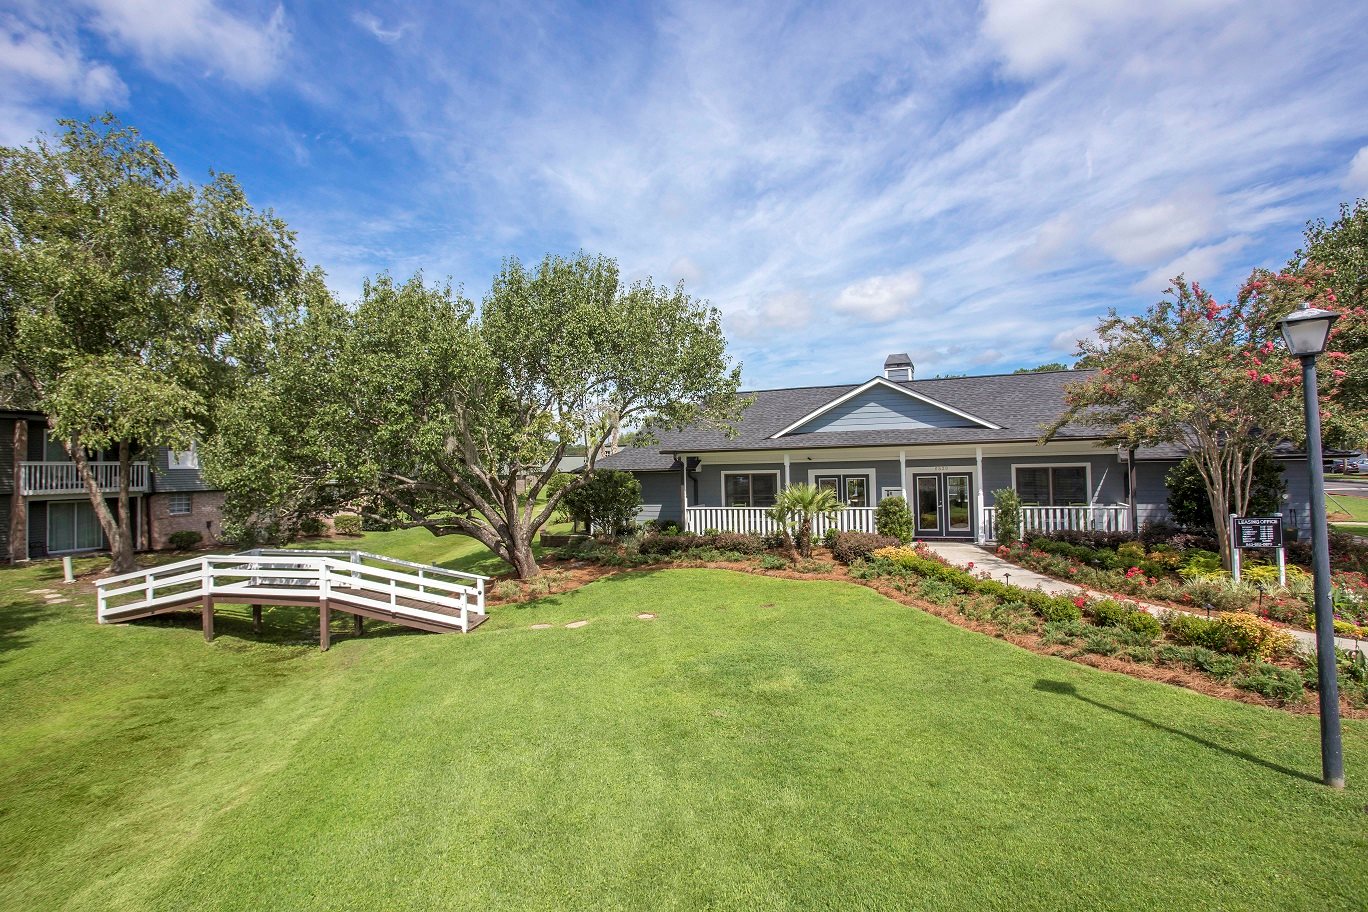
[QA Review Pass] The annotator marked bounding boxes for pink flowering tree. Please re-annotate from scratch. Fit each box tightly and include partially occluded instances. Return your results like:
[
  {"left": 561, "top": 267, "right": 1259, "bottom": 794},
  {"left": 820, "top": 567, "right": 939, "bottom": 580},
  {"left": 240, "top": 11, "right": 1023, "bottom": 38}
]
[{"left": 1045, "top": 267, "right": 1364, "bottom": 568}]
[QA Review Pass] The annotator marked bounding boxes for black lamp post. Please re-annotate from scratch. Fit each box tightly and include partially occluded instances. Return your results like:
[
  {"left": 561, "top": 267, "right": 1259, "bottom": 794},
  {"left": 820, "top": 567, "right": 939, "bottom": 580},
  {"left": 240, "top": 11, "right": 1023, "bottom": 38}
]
[{"left": 1277, "top": 303, "right": 1344, "bottom": 789}]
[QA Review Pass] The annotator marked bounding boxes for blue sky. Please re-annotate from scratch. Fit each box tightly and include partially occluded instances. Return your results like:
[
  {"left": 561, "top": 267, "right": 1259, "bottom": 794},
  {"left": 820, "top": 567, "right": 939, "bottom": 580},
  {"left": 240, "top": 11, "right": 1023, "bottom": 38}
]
[{"left": 4, "top": 1, "right": 1368, "bottom": 389}]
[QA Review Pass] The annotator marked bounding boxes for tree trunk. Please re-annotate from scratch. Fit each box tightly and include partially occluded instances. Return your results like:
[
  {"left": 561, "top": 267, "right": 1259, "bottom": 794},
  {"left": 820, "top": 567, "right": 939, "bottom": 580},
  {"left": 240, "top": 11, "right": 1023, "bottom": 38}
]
[
  {"left": 507, "top": 537, "right": 540, "bottom": 579},
  {"left": 798, "top": 517, "right": 812, "bottom": 558},
  {"left": 64, "top": 430, "right": 138, "bottom": 574}
]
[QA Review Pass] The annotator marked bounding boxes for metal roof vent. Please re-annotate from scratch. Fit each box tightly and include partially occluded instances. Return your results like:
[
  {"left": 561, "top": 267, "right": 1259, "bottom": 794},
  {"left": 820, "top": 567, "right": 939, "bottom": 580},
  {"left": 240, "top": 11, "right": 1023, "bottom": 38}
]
[{"left": 883, "top": 353, "right": 914, "bottom": 382}]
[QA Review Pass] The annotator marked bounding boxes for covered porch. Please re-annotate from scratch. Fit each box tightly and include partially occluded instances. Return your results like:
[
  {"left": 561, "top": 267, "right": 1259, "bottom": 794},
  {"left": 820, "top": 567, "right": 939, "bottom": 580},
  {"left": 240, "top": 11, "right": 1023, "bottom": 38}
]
[{"left": 674, "top": 443, "right": 1137, "bottom": 541}]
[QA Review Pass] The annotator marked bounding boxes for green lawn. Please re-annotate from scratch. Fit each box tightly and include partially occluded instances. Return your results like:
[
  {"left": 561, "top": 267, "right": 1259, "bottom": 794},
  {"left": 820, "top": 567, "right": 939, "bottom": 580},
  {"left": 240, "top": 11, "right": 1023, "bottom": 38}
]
[
  {"left": 2, "top": 540, "right": 1367, "bottom": 910},
  {"left": 1327, "top": 493, "right": 1368, "bottom": 535},
  {"left": 289, "top": 525, "right": 531, "bottom": 575}
]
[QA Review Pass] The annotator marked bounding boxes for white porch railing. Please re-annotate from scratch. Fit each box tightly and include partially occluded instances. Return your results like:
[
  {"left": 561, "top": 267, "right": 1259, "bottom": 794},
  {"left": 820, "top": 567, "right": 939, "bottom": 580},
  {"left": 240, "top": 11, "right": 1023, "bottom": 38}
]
[
  {"left": 685, "top": 506, "right": 878, "bottom": 537},
  {"left": 982, "top": 504, "right": 1131, "bottom": 539},
  {"left": 20, "top": 461, "right": 149, "bottom": 496}
]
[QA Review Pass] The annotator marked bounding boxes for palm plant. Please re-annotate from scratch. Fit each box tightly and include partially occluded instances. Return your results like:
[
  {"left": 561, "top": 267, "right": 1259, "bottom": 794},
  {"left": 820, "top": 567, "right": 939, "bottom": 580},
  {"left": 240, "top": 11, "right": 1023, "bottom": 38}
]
[{"left": 768, "top": 483, "right": 845, "bottom": 558}]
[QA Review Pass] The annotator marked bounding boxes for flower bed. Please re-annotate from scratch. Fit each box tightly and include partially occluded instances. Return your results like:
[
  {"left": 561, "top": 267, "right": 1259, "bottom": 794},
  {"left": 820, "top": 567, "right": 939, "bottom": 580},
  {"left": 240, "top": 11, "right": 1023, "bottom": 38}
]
[
  {"left": 994, "top": 535, "right": 1368, "bottom": 639},
  {"left": 852, "top": 545, "right": 1368, "bottom": 709}
]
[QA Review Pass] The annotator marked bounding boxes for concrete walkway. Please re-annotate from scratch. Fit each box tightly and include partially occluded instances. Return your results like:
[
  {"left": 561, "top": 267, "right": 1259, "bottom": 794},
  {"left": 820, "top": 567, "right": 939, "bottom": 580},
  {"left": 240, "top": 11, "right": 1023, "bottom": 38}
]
[{"left": 923, "top": 542, "right": 1359, "bottom": 654}]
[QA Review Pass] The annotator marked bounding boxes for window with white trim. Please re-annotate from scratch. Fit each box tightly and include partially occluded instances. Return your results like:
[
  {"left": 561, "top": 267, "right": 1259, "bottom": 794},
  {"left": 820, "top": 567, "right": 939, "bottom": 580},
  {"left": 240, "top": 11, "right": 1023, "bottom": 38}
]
[
  {"left": 167, "top": 493, "right": 192, "bottom": 515},
  {"left": 723, "top": 472, "right": 779, "bottom": 507},
  {"left": 1014, "top": 465, "right": 1089, "bottom": 506},
  {"left": 168, "top": 443, "right": 199, "bottom": 470}
]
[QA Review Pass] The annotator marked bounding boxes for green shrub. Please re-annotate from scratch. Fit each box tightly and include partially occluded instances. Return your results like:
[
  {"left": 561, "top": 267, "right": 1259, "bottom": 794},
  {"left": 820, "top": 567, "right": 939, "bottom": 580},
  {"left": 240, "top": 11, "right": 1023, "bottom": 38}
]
[
  {"left": 1191, "top": 647, "right": 1239, "bottom": 679},
  {"left": 1234, "top": 663, "right": 1304, "bottom": 703},
  {"left": 822, "top": 527, "right": 839, "bottom": 548},
  {"left": 1163, "top": 612, "right": 1224, "bottom": 650},
  {"left": 1089, "top": 600, "right": 1162, "bottom": 637},
  {"left": 1181, "top": 549, "right": 1224, "bottom": 574},
  {"left": 297, "top": 516, "right": 326, "bottom": 537},
  {"left": 333, "top": 512, "right": 362, "bottom": 536},
  {"left": 991, "top": 488, "right": 1022, "bottom": 545},
  {"left": 561, "top": 470, "right": 642, "bottom": 536},
  {"left": 167, "top": 530, "right": 202, "bottom": 551},
  {"left": 759, "top": 554, "right": 788, "bottom": 570},
  {"left": 874, "top": 496, "right": 914, "bottom": 543},
  {"left": 1117, "top": 541, "right": 1146, "bottom": 563},
  {"left": 917, "top": 577, "right": 960, "bottom": 604},
  {"left": 831, "top": 531, "right": 899, "bottom": 564},
  {"left": 1211, "top": 612, "right": 1295, "bottom": 660},
  {"left": 711, "top": 532, "right": 766, "bottom": 555},
  {"left": 1080, "top": 630, "right": 1121, "bottom": 656},
  {"left": 639, "top": 533, "right": 700, "bottom": 555}
]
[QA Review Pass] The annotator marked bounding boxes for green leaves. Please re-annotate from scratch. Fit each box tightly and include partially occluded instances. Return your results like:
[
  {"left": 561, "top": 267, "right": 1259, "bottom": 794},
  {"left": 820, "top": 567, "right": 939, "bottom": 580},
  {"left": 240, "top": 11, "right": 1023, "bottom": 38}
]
[{"left": 207, "top": 253, "right": 743, "bottom": 577}]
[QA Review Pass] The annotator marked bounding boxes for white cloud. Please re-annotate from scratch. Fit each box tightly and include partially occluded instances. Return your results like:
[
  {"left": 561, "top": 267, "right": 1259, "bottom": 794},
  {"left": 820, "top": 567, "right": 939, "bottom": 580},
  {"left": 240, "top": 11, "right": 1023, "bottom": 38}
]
[
  {"left": 1132, "top": 236, "right": 1251, "bottom": 293},
  {"left": 833, "top": 271, "right": 924, "bottom": 322},
  {"left": 352, "top": 12, "right": 406, "bottom": 44},
  {"left": 0, "top": 18, "right": 125, "bottom": 105},
  {"left": 1346, "top": 146, "right": 1368, "bottom": 193},
  {"left": 0, "top": 15, "right": 126, "bottom": 144},
  {"left": 82, "top": 0, "right": 289, "bottom": 86},
  {"left": 1051, "top": 321, "right": 1100, "bottom": 355},
  {"left": 727, "top": 290, "right": 812, "bottom": 340},
  {"left": 266, "top": 0, "right": 1368, "bottom": 387},
  {"left": 1093, "top": 194, "right": 1222, "bottom": 267},
  {"left": 981, "top": 0, "right": 1234, "bottom": 75}
]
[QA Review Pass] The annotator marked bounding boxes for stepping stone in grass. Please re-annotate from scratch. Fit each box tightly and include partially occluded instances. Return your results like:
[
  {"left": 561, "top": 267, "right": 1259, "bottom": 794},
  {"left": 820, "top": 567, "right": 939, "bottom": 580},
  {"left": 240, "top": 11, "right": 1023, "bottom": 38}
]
[
  {"left": 637, "top": 613, "right": 657, "bottom": 620},
  {"left": 530, "top": 623, "right": 552, "bottom": 630},
  {"left": 29, "top": 589, "right": 55, "bottom": 595},
  {"left": 565, "top": 620, "right": 589, "bottom": 629}
]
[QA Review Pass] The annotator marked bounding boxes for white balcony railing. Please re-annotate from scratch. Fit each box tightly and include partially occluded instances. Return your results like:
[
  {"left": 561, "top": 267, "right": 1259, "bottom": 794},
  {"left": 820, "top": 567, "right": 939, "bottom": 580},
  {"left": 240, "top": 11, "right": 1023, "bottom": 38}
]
[
  {"left": 20, "top": 461, "right": 149, "bottom": 496},
  {"left": 982, "top": 504, "right": 1130, "bottom": 540},
  {"left": 685, "top": 506, "right": 878, "bottom": 537}
]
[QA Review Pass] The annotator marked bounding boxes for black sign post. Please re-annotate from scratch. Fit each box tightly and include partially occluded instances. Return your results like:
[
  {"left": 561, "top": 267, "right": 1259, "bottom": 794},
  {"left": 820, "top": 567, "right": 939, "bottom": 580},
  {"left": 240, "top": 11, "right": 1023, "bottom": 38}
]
[{"left": 1229, "top": 514, "right": 1285, "bottom": 586}]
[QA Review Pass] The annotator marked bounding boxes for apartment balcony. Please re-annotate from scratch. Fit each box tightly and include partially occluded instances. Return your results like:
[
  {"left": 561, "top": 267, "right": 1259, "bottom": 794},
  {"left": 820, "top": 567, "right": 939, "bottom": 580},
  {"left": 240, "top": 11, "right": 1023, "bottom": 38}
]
[{"left": 20, "top": 461, "right": 149, "bottom": 496}]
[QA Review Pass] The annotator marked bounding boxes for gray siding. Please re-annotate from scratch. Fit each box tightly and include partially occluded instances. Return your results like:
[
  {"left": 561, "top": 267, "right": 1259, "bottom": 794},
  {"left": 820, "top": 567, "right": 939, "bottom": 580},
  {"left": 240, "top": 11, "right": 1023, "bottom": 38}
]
[
  {"left": 148, "top": 447, "right": 215, "bottom": 493},
  {"left": 794, "top": 386, "right": 979, "bottom": 434},
  {"left": 1136, "top": 458, "right": 1314, "bottom": 533},
  {"left": 636, "top": 471, "right": 683, "bottom": 524}
]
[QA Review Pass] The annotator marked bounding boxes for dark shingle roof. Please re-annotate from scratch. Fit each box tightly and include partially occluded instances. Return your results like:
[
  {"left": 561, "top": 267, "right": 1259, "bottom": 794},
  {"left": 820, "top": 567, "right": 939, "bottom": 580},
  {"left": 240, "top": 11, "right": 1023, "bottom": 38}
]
[{"left": 599, "top": 369, "right": 1108, "bottom": 471}]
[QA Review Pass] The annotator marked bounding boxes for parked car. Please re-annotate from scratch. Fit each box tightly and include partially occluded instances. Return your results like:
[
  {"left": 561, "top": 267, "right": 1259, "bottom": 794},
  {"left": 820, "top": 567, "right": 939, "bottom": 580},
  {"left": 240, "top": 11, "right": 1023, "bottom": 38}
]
[{"left": 1331, "top": 454, "right": 1363, "bottom": 474}]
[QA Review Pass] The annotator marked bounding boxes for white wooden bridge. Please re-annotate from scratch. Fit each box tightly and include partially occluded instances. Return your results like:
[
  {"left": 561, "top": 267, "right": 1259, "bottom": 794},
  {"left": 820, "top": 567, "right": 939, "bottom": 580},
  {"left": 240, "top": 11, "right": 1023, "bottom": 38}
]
[{"left": 96, "top": 549, "right": 488, "bottom": 649}]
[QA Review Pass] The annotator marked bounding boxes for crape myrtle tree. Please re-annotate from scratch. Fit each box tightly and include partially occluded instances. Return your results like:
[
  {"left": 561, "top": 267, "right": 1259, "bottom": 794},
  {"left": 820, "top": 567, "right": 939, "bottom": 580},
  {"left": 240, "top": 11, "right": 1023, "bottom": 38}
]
[
  {"left": 1046, "top": 269, "right": 1364, "bottom": 568},
  {"left": 1292, "top": 198, "right": 1368, "bottom": 427},
  {"left": 205, "top": 253, "right": 744, "bottom": 578},
  {"left": 0, "top": 115, "right": 308, "bottom": 572}
]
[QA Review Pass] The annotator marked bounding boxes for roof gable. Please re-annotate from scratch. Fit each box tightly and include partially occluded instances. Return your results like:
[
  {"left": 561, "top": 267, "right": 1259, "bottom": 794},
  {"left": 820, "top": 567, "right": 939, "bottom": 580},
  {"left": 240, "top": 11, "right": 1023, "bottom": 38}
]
[{"left": 772, "top": 377, "right": 999, "bottom": 438}]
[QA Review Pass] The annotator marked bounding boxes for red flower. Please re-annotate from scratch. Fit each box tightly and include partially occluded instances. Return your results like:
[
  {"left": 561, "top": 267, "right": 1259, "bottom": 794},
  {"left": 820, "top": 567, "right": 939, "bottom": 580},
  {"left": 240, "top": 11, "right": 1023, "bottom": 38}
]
[
  {"left": 1073, "top": 596, "right": 1087, "bottom": 608},
  {"left": 1260, "top": 374, "right": 1274, "bottom": 384},
  {"left": 1333, "top": 369, "right": 1347, "bottom": 378},
  {"left": 966, "top": 561, "right": 975, "bottom": 570}
]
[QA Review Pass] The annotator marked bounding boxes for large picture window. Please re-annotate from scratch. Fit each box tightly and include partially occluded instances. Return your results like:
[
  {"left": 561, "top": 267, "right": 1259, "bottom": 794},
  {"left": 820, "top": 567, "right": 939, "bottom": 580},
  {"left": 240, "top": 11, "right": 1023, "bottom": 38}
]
[
  {"left": 1013, "top": 465, "right": 1089, "bottom": 506},
  {"left": 723, "top": 472, "right": 779, "bottom": 507}
]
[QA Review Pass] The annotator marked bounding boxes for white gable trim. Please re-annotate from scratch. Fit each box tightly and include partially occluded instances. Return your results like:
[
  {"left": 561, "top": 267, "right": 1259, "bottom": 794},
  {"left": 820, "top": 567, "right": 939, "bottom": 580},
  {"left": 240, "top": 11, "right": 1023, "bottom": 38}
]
[{"left": 769, "top": 376, "right": 1001, "bottom": 438}]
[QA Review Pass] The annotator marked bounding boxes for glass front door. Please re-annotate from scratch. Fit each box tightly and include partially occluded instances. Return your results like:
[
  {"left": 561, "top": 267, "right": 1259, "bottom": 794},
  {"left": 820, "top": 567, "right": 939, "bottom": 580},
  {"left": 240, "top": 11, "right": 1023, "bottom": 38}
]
[
  {"left": 913, "top": 473, "right": 974, "bottom": 539},
  {"left": 915, "top": 476, "right": 940, "bottom": 535}
]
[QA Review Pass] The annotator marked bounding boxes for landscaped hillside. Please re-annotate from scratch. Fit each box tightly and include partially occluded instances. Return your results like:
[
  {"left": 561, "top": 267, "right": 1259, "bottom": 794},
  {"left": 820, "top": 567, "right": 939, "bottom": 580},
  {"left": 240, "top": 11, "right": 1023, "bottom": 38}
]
[{"left": 2, "top": 548, "right": 1366, "bottom": 910}]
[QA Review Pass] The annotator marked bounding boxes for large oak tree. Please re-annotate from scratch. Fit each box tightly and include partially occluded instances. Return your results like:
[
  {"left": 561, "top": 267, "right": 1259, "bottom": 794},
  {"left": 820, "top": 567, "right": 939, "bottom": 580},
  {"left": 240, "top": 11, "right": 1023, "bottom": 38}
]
[
  {"left": 0, "top": 115, "right": 309, "bottom": 571},
  {"left": 205, "top": 253, "right": 744, "bottom": 578}
]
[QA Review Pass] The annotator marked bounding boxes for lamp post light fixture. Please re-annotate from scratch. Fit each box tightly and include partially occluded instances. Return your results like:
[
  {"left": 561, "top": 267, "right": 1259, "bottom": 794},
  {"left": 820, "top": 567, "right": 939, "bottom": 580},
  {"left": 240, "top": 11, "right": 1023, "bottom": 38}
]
[{"left": 1277, "top": 303, "right": 1344, "bottom": 789}]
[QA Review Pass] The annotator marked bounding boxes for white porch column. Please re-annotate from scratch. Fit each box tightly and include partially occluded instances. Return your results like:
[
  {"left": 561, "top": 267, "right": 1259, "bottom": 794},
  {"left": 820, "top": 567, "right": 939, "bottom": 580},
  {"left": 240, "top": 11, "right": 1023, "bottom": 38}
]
[
  {"left": 783, "top": 453, "right": 791, "bottom": 489},
  {"left": 899, "top": 449, "right": 907, "bottom": 499},
  {"left": 680, "top": 454, "right": 689, "bottom": 532},
  {"left": 974, "top": 446, "right": 986, "bottom": 544}
]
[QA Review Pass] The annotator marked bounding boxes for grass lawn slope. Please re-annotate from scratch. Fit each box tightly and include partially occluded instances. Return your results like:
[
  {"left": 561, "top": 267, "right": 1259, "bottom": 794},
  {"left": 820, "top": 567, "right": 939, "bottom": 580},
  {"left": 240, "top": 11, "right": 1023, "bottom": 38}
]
[{"left": 2, "top": 555, "right": 1366, "bottom": 911}]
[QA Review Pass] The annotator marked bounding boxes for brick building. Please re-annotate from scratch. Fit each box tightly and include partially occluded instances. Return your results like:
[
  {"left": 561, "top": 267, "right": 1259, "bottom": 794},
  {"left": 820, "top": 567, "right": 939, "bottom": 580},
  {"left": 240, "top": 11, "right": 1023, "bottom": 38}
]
[{"left": 1, "top": 409, "right": 229, "bottom": 562}]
